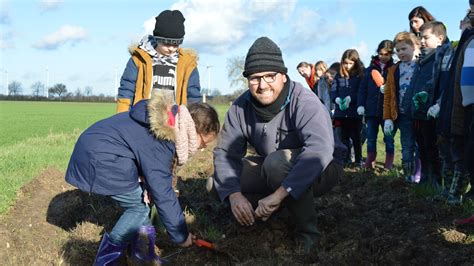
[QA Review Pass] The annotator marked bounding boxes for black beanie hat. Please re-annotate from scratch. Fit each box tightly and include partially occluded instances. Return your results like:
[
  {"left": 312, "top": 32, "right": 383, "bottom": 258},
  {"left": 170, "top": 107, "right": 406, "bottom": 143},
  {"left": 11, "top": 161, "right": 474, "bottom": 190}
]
[
  {"left": 242, "top": 37, "right": 288, "bottom": 78},
  {"left": 153, "top": 10, "right": 185, "bottom": 45}
]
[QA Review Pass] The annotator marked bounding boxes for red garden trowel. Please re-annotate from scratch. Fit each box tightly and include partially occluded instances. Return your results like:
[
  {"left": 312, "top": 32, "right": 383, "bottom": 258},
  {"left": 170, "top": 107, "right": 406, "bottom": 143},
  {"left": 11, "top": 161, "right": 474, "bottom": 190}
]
[
  {"left": 193, "top": 239, "right": 217, "bottom": 250},
  {"left": 454, "top": 214, "right": 474, "bottom": 225}
]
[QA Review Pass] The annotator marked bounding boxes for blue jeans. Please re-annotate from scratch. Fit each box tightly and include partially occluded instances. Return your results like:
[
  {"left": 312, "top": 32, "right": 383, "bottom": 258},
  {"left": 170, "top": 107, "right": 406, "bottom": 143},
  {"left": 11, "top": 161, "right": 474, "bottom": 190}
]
[
  {"left": 109, "top": 185, "right": 150, "bottom": 245},
  {"left": 366, "top": 117, "right": 396, "bottom": 154},
  {"left": 397, "top": 114, "right": 417, "bottom": 163}
]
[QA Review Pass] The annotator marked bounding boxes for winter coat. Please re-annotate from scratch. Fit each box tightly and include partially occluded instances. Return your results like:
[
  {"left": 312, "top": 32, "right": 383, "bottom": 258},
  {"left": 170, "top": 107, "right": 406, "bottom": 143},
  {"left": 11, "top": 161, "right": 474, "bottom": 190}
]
[
  {"left": 330, "top": 74, "right": 362, "bottom": 118},
  {"left": 434, "top": 41, "right": 455, "bottom": 136},
  {"left": 116, "top": 39, "right": 201, "bottom": 113},
  {"left": 406, "top": 49, "right": 437, "bottom": 120},
  {"left": 65, "top": 95, "right": 188, "bottom": 244},
  {"left": 451, "top": 28, "right": 474, "bottom": 136},
  {"left": 315, "top": 77, "right": 333, "bottom": 114},
  {"left": 357, "top": 58, "right": 394, "bottom": 118},
  {"left": 213, "top": 80, "right": 345, "bottom": 201}
]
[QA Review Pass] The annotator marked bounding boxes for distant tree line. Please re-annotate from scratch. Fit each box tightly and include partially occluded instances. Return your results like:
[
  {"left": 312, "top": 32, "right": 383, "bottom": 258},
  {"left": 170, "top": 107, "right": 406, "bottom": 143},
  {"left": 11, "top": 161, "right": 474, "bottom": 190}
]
[
  {"left": 0, "top": 80, "right": 114, "bottom": 102},
  {"left": 2, "top": 55, "right": 248, "bottom": 104}
]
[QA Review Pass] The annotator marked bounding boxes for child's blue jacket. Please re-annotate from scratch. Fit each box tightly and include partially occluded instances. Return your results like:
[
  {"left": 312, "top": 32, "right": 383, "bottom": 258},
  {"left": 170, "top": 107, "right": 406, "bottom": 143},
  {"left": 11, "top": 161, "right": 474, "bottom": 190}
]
[{"left": 65, "top": 98, "right": 188, "bottom": 244}]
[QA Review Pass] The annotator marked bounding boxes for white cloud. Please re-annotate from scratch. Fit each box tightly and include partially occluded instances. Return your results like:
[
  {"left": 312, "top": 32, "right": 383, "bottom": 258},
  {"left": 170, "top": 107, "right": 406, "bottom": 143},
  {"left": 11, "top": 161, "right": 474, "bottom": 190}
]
[
  {"left": 33, "top": 25, "right": 87, "bottom": 50},
  {"left": 280, "top": 9, "right": 356, "bottom": 53},
  {"left": 142, "top": 0, "right": 296, "bottom": 54},
  {"left": 39, "top": 0, "right": 63, "bottom": 12},
  {"left": 350, "top": 41, "right": 370, "bottom": 65}
]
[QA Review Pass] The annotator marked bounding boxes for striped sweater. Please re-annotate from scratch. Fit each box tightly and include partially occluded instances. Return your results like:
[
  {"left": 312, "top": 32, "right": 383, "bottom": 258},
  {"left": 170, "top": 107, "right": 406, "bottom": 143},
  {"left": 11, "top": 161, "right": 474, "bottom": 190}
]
[{"left": 461, "top": 36, "right": 474, "bottom": 106}]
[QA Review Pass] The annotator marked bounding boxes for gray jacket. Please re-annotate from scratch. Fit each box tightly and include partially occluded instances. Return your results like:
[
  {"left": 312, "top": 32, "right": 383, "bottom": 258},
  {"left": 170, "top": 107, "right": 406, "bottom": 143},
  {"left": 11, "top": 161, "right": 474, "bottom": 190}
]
[{"left": 213, "top": 80, "right": 334, "bottom": 200}]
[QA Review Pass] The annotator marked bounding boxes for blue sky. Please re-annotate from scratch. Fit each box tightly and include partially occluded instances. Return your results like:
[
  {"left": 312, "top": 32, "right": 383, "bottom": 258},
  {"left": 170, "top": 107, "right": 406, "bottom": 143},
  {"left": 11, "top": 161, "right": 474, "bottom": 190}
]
[{"left": 0, "top": 0, "right": 469, "bottom": 96}]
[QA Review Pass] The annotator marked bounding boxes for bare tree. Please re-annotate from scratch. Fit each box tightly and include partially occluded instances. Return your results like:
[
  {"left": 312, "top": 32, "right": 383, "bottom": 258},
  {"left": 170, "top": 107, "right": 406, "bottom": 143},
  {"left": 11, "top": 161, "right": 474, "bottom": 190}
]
[
  {"left": 48, "top": 83, "right": 67, "bottom": 99},
  {"left": 31, "top": 81, "right": 45, "bottom": 97},
  {"left": 75, "top": 87, "right": 83, "bottom": 97},
  {"left": 226, "top": 55, "right": 248, "bottom": 92},
  {"left": 8, "top": 81, "right": 22, "bottom": 96},
  {"left": 84, "top": 86, "right": 93, "bottom": 96}
]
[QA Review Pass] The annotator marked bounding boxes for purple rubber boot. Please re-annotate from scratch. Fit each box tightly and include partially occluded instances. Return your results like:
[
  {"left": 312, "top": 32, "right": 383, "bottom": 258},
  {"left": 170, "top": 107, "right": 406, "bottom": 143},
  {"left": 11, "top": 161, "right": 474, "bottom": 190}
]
[
  {"left": 130, "top": 225, "right": 166, "bottom": 265},
  {"left": 413, "top": 158, "right": 422, "bottom": 183},
  {"left": 363, "top": 152, "right": 376, "bottom": 169},
  {"left": 94, "top": 232, "right": 127, "bottom": 266},
  {"left": 384, "top": 153, "right": 394, "bottom": 170}
]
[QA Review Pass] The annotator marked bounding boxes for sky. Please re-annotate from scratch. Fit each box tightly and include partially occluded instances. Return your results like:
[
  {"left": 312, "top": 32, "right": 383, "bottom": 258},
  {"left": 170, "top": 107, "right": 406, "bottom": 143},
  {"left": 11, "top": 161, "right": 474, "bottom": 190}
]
[{"left": 0, "top": 0, "right": 470, "bottom": 97}]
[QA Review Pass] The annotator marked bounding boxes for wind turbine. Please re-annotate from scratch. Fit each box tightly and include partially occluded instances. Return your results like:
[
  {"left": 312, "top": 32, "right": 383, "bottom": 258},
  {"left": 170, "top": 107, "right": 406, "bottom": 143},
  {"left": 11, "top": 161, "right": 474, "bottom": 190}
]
[{"left": 204, "top": 64, "right": 212, "bottom": 103}]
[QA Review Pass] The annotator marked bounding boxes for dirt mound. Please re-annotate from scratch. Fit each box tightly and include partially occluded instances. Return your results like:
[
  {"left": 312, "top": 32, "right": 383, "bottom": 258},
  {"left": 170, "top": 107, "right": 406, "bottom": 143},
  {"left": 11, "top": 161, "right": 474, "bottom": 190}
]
[{"left": 0, "top": 167, "right": 472, "bottom": 265}]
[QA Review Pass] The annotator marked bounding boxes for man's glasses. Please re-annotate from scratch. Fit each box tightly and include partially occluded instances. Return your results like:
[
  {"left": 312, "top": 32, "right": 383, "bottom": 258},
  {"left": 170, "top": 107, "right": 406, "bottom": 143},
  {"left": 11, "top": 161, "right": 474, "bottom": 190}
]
[{"left": 247, "top": 72, "right": 279, "bottom": 85}]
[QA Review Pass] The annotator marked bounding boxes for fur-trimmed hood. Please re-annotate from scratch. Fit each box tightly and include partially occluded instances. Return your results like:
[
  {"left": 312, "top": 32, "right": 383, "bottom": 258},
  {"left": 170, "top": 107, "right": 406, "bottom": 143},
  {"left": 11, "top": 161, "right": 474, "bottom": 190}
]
[
  {"left": 130, "top": 90, "right": 199, "bottom": 165},
  {"left": 129, "top": 91, "right": 175, "bottom": 141}
]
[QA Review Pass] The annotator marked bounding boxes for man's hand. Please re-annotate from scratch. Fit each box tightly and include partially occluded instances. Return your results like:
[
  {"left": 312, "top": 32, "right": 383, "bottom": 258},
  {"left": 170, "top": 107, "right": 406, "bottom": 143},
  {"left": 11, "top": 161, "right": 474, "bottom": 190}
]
[
  {"left": 357, "top": 106, "right": 365, "bottom": 116},
  {"left": 179, "top": 233, "right": 195, "bottom": 247},
  {"left": 255, "top": 186, "right": 289, "bottom": 221},
  {"left": 229, "top": 192, "right": 255, "bottom": 226}
]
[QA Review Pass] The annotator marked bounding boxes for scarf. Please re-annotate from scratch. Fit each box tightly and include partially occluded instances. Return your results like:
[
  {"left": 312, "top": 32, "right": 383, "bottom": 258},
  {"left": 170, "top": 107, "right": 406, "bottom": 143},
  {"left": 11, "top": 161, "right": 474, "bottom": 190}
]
[{"left": 250, "top": 80, "right": 290, "bottom": 122}]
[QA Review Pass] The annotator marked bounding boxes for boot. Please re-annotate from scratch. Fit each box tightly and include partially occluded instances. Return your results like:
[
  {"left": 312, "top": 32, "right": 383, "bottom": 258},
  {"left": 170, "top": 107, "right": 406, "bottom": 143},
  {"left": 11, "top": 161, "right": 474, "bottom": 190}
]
[
  {"left": 129, "top": 225, "right": 165, "bottom": 265},
  {"left": 363, "top": 152, "right": 376, "bottom": 169},
  {"left": 384, "top": 153, "right": 394, "bottom": 170},
  {"left": 413, "top": 159, "right": 422, "bottom": 183},
  {"left": 402, "top": 161, "right": 414, "bottom": 183},
  {"left": 287, "top": 190, "right": 320, "bottom": 254},
  {"left": 437, "top": 166, "right": 453, "bottom": 199},
  {"left": 94, "top": 232, "right": 127, "bottom": 266},
  {"left": 447, "top": 171, "right": 466, "bottom": 205}
]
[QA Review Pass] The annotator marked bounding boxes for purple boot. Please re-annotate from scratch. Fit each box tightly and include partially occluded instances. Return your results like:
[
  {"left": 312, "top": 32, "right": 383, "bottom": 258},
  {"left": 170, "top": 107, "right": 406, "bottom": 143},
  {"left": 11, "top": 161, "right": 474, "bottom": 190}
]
[
  {"left": 384, "top": 153, "right": 394, "bottom": 170},
  {"left": 130, "top": 225, "right": 166, "bottom": 264},
  {"left": 363, "top": 152, "right": 376, "bottom": 169},
  {"left": 94, "top": 232, "right": 127, "bottom": 266},
  {"left": 413, "top": 158, "right": 422, "bottom": 183}
]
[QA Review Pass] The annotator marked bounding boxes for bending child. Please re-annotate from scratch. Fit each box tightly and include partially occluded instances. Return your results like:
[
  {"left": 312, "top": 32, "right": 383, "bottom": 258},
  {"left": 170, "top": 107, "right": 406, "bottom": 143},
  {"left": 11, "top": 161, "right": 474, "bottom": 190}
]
[{"left": 65, "top": 91, "right": 219, "bottom": 265}]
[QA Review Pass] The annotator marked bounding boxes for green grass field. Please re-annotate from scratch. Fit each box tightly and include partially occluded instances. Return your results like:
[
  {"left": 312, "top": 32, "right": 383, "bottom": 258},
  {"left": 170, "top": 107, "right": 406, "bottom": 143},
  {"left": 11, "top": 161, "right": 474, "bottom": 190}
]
[{"left": 0, "top": 101, "right": 116, "bottom": 213}]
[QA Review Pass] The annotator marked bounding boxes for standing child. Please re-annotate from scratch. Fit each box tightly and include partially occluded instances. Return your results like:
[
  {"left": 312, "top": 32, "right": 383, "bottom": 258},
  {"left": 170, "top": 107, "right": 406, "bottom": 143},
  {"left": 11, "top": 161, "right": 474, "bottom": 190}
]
[
  {"left": 313, "top": 60, "right": 329, "bottom": 94},
  {"left": 317, "top": 62, "right": 338, "bottom": 114},
  {"left": 65, "top": 91, "right": 220, "bottom": 264},
  {"left": 383, "top": 32, "right": 421, "bottom": 182},
  {"left": 116, "top": 9, "right": 202, "bottom": 113},
  {"left": 331, "top": 49, "right": 365, "bottom": 166},
  {"left": 408, "top": 21, "right": 448, "bottom": 188},
  {"left": 357, "top": 40, "right": 396, "bottom": 169}
]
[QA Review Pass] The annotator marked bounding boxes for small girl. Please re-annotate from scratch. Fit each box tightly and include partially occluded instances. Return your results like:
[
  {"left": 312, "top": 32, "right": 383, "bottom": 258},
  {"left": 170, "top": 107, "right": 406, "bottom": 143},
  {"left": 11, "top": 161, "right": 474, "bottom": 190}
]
[
  {"left": 317, "top": 62, "right": 338, "bottom": 114},
  {"left": 357, "top": 40, "right": 396, "bottom": 169},
  {"left": 65, "top": 91, "right": 220, "bottom": 264},
  {"left": 313, "top": 60, "right": 328, "bottom": 92},
  {"left": 383, "top": 31, "right": 421, "bottom": 182},
  {"left": 331, "top": 49, "right": 365, "bottom": 166}
]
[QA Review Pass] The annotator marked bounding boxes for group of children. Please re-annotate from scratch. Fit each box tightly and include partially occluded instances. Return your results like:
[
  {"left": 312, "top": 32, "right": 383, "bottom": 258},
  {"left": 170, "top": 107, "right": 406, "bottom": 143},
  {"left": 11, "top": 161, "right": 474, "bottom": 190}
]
[{"left": 297, "top": 3, "right": 474, "bottom": 207}]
